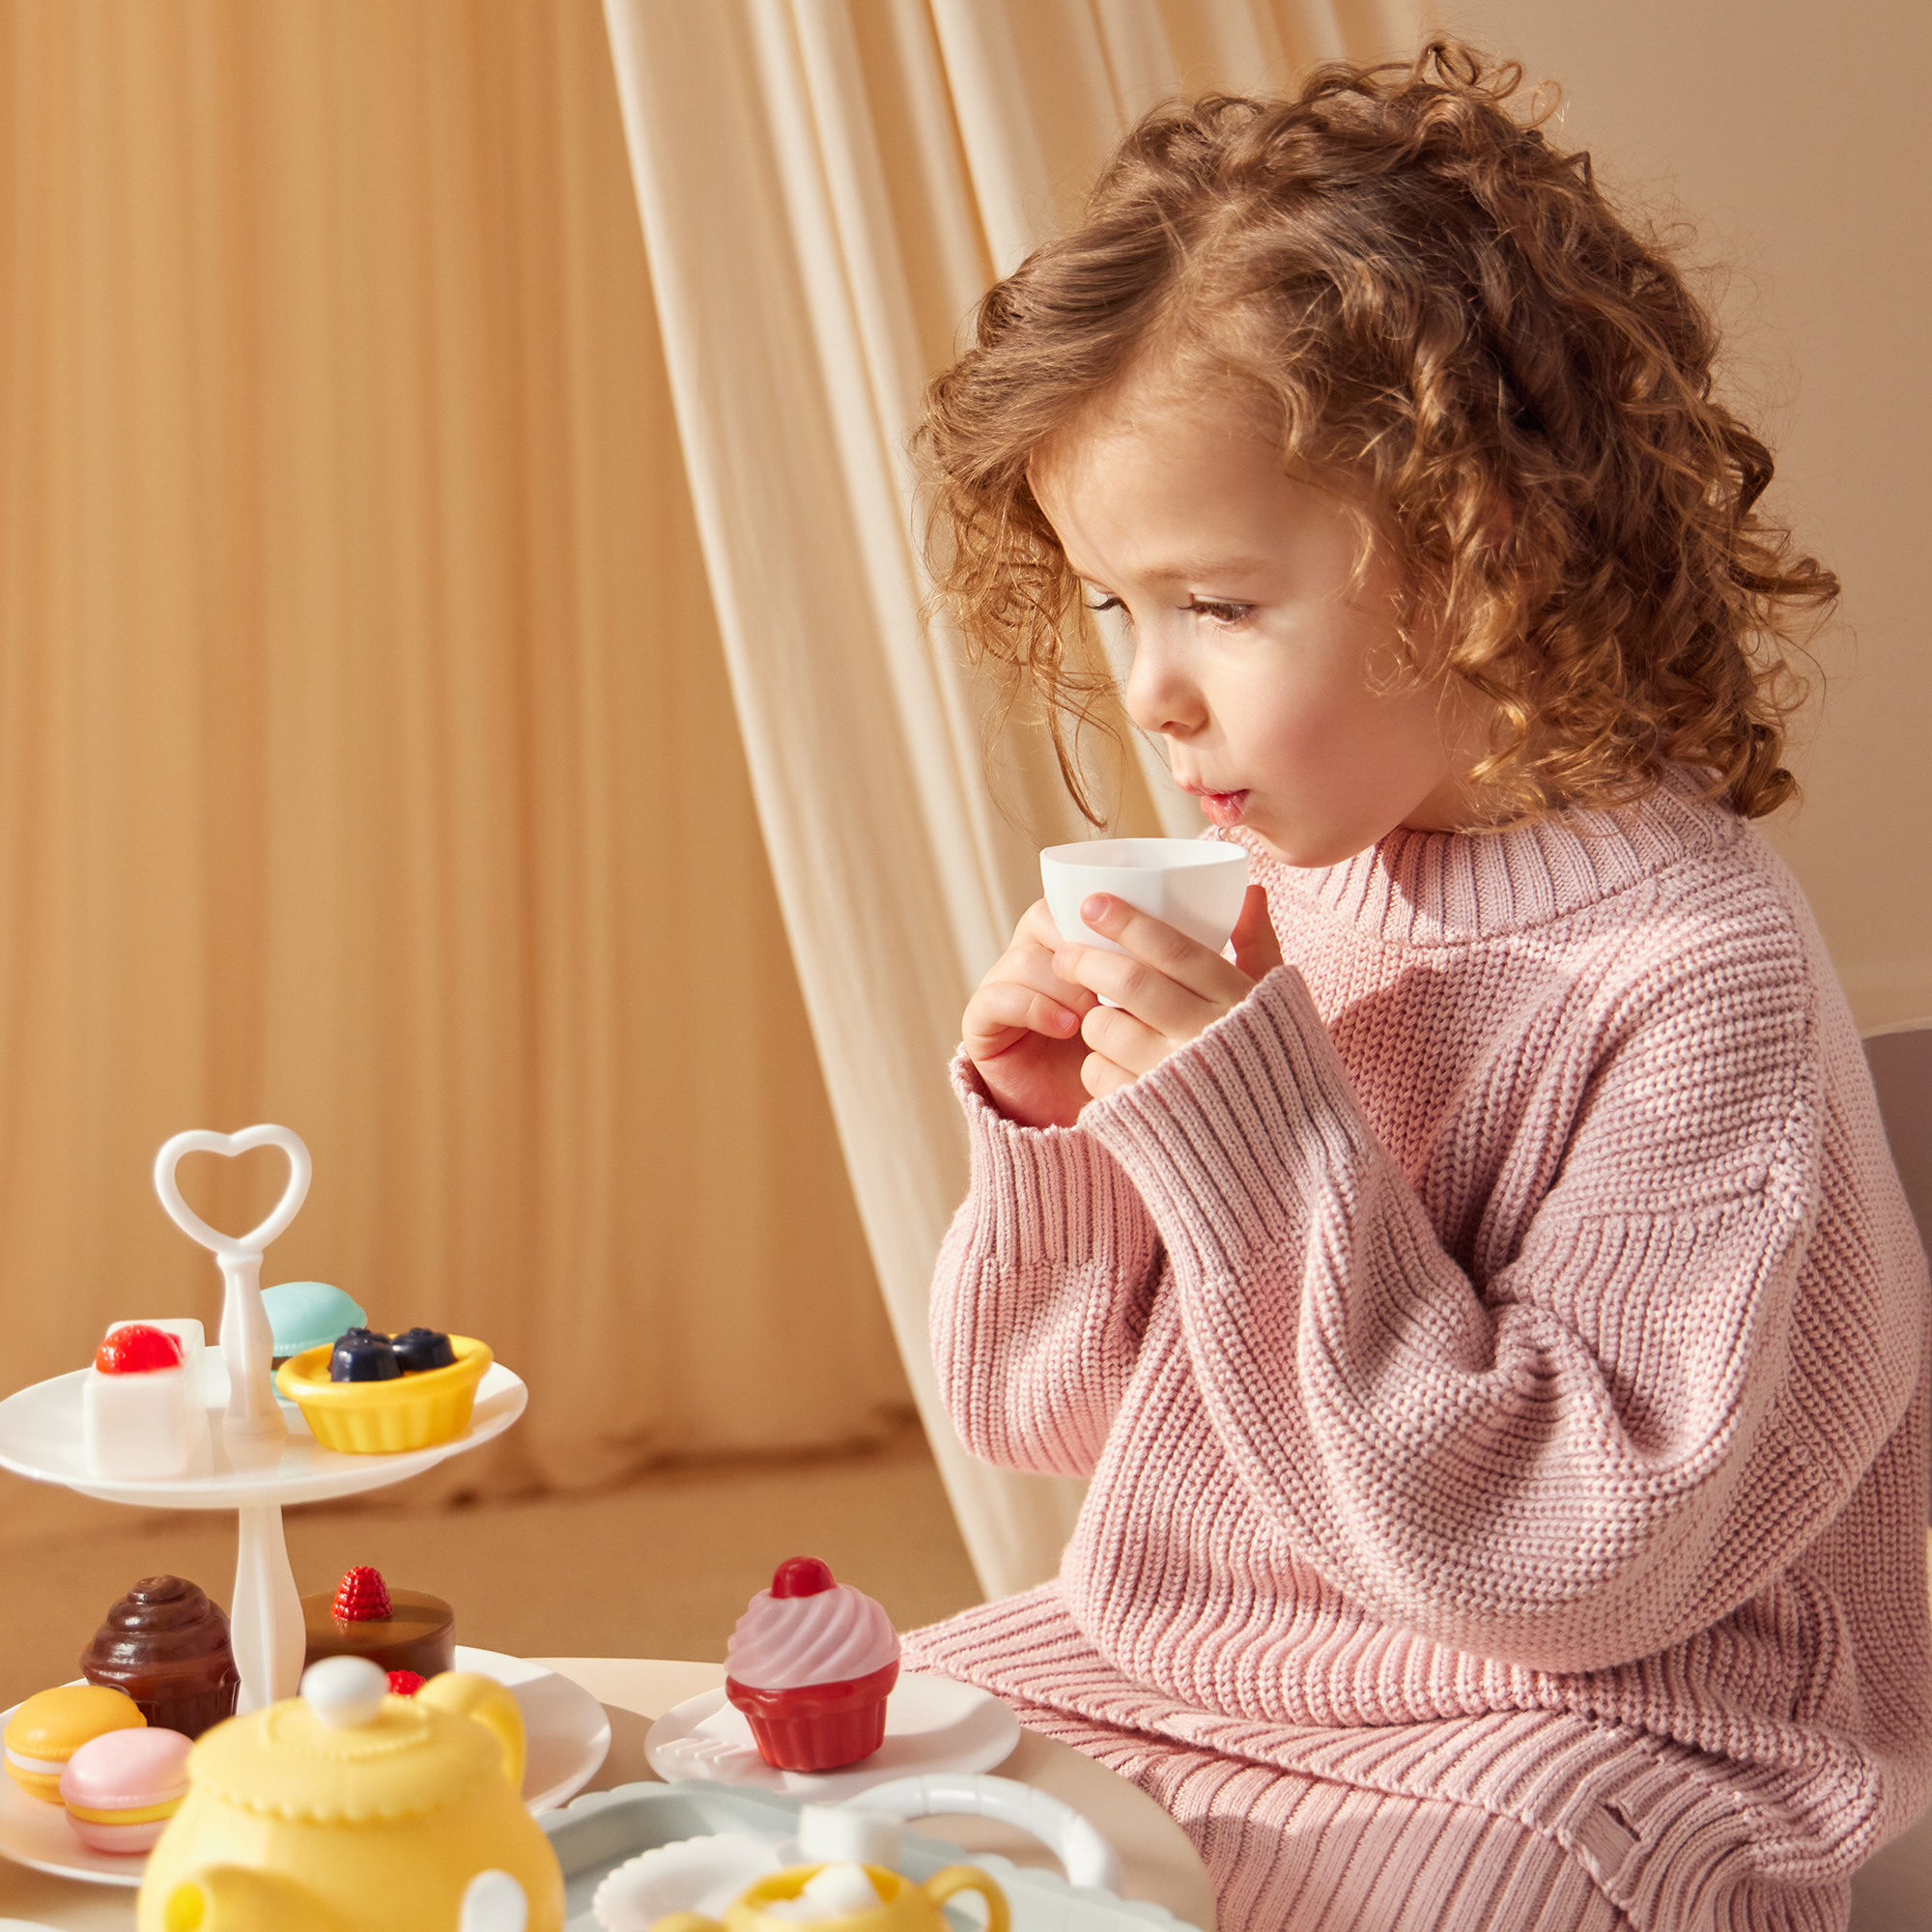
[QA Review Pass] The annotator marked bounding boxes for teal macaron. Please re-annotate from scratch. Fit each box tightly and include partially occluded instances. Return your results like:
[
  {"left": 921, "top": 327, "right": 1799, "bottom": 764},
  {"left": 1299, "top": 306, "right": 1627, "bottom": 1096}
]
[{"left": 262, "top": 1281, "right": 367, "bottom": 1362}]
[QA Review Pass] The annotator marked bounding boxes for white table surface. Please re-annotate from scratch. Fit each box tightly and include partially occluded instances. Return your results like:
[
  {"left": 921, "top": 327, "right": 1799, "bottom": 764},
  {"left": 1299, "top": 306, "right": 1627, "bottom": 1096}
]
[{"left": 0, "top": 1657, "right": 1217, "bottom": 1932}]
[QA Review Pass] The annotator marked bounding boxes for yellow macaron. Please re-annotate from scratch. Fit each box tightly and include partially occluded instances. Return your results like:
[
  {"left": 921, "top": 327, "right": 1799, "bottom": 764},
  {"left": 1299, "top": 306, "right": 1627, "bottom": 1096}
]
[{"left": 3, "top": 1684, "right": 146, "bottom": 1804}]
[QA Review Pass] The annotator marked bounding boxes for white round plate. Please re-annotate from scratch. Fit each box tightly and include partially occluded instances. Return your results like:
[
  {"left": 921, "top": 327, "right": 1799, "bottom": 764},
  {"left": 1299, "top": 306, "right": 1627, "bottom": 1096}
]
[
  {"left": 644, "top": 1673, "right": 1020, "bottom": 1799},
  {"left": 0, "top": 1351, "right": 527, "bottom": 1509},
  {"left": 0, "top": 1650, "right": 609, "bottom": 1887},
  {"left": 457, "top": 1646, "right": 611, "bottom": 1814}
]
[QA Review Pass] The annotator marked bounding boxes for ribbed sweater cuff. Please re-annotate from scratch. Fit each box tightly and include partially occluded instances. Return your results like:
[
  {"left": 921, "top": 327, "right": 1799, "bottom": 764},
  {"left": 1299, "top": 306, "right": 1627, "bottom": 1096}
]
[
  {"left": 951, "top": 1048, "right": 1150, "bottom": 1271},
  {"left": 1079, "top": 967, "right": 1372, "bottom": 1276}
]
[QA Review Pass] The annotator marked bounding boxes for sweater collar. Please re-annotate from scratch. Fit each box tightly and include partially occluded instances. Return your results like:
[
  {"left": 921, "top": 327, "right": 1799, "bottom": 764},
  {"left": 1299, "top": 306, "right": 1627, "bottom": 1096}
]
[{"left": 1247, "top": 766, "right": 1746, "bottom": 946}]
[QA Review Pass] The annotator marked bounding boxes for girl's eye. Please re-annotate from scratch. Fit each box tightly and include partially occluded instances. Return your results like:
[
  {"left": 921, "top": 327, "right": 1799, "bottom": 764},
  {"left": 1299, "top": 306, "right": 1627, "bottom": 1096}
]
[
  {"left": 1084, "top": 594, "right": 1124, "bottom": 615},
  {"left": 1186, "top": 598, "right": 1251, "bottom": 625}
]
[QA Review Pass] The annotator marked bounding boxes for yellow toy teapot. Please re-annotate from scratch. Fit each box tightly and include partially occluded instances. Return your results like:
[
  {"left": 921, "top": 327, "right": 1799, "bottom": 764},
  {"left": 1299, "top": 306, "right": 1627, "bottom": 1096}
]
[
  {"left": 651, "top": 1860, "right": 1009, "bottom": 1932},
  {"left": 136, "top": 1655, "right": 565, "bottom": 1932}
]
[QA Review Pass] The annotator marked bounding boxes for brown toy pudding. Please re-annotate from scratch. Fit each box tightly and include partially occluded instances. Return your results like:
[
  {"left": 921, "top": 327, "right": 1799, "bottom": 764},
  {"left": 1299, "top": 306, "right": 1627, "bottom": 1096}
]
[
  {"left": 299, "top": 1566, "right": 455, "bottom": 1679},
  {"left": 79, "top": 1576, "right": 239, "bottom": 1741}
]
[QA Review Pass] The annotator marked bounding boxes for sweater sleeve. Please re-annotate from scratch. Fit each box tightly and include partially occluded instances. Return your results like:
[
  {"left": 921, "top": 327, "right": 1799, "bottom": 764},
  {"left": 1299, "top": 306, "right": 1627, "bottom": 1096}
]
[
  {"left": 1077, "top": 957, "right": 1923, "bottom": 1676},
  {"left": 929, "top": 1051, "right": 1164, "bottom": 1478}
]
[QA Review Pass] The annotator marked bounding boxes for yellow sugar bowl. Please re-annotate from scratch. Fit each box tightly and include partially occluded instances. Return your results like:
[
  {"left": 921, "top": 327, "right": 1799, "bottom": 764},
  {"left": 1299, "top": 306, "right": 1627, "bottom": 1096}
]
[
  {"left": 651, "top": 1861, "right": 1009, "bottom": 1932},
  {"left": 275, "top": 1335, "right": 492, "bottom": 1453},
  {"left": 137, "top": 1656, "right": 564, "bottom": 1932}
]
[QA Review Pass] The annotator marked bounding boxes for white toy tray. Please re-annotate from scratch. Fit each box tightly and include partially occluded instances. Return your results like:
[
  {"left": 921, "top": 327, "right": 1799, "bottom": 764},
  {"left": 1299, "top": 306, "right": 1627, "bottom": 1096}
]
[{"left": 539, "top": 1781, "right": 1203, "bottom": 1932}]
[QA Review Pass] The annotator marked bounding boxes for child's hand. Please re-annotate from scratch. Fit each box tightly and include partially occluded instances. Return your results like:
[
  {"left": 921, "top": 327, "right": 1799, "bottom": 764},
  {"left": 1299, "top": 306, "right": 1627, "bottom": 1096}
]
[
  {"left": 1054, "top": 885, "right": 1283, "bottom": 1102},
  {"left": 963, "top": 899, "right": 1101, "bottom": 1128}
]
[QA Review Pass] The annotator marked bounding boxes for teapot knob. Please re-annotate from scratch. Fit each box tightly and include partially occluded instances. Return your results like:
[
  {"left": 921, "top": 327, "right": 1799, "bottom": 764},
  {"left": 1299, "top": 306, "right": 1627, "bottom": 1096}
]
[
  {"left": 300, "top": 1655, "right": 388, "bottom": 1729},
  {"left": 460, "top": 1868, "right": 528, "bottom": 1932}
]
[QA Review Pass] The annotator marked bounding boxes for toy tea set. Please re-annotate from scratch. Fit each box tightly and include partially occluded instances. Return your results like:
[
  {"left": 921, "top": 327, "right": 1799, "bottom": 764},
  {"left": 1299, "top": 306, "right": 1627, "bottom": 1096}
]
[{"left": 0, "top": 1128, "right": 1186, "bottom": 1932}]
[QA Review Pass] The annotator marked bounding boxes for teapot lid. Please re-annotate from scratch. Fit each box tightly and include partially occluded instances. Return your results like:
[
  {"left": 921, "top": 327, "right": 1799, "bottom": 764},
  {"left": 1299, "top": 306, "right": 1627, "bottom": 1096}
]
[{"left": 188, "top": 1659, "right": 504, "bottom": 1823}]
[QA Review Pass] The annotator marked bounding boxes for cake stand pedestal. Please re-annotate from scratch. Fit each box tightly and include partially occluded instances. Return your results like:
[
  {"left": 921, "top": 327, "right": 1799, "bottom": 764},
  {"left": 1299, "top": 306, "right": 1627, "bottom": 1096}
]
[{"left": 0, "top": 1122, "right": 527, "bottom": 1714}]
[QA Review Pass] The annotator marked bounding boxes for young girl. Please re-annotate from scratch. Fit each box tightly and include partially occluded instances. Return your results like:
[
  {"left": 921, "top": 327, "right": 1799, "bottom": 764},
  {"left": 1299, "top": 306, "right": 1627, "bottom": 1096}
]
[{"left": 900, "top": 43, "right": 1932, "bottom": 1932}]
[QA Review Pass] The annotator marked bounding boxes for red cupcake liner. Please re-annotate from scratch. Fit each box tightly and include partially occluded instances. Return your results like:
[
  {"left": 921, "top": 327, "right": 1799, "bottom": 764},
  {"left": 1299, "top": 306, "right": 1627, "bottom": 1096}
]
[{"left": 725, "top": 1657, "right": 899, "bottom": 1772}]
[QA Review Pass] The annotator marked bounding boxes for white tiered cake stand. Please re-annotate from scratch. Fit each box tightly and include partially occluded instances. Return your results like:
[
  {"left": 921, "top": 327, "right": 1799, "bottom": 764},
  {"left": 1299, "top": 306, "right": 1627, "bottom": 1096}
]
[{"left": 0, "top": 1124, "right": 527, "bottom": 1716}]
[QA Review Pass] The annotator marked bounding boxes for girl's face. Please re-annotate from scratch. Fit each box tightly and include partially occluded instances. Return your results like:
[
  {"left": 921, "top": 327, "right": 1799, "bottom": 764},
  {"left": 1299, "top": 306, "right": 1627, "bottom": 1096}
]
[{"left": 1033, "top": 378, "right": 1486, "bottom": 868}]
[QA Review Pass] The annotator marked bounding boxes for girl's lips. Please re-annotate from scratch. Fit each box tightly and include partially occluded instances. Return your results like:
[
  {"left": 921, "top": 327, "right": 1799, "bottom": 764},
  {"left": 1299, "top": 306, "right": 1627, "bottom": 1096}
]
[{"left": 1195, "top": 788, "right": 1249, "bottom": 828}]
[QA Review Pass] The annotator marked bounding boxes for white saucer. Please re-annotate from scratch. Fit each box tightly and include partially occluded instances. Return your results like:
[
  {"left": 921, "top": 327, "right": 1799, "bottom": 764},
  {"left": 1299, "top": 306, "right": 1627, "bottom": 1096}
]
[
  {"left": 461, "top": 1646, "right": 611, "bottom": 1814},
  {"left": 0, "top": 1647, "right": 610, "bottom": 1888},
  {"left": 643, "top": 1673, "right": 1020, "bottom": 1799}
]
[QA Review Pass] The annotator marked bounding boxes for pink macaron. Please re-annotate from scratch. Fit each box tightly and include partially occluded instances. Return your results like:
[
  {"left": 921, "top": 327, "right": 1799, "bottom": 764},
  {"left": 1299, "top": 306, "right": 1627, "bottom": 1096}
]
[{"left": 58, "top": 1725, "right": 192, "bottom": 1853}]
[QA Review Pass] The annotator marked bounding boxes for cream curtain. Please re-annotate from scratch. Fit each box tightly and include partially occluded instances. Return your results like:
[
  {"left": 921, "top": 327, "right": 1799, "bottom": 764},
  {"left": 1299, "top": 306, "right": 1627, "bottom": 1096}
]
[
  {"left": 0, "top": 0, "right": 914, "bottom": 1544},
  {"left": 599, "top": 0, "right": 1423, "bottom": 1596}
]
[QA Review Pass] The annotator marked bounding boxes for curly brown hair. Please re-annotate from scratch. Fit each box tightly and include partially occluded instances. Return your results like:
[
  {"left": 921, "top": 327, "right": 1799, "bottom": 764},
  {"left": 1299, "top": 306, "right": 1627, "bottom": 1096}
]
[{"left": 915, "top": 40, "right": 1836, "bottom": 826}]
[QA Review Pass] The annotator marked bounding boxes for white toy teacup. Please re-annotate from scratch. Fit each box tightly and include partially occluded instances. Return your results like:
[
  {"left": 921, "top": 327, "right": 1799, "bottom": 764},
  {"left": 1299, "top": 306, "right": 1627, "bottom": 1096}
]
[{"left": 1040, "top": 839, "right": 1251, "bottom": 1001}]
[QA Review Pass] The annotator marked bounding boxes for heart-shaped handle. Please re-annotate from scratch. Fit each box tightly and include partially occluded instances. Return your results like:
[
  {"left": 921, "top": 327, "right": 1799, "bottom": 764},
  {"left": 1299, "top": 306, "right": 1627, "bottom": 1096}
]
[{"left": 154, "top": 1125, "right": 312, "bottom": 1259}]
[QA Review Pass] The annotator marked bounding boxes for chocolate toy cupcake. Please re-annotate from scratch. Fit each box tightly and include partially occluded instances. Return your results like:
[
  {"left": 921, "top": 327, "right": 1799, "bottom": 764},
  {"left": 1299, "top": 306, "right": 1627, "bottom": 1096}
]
[
  {"left": 300, "top": 1566, "right": 455, "bottom": 1680},
  {"left": 79, "top": 1576, "right": 239, "bottom": 1741}
]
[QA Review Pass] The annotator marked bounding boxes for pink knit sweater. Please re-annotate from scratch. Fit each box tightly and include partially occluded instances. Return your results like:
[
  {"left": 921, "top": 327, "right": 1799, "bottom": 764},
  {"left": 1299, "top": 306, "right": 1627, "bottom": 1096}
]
[{"left": 912, "top": 775, "right": 1932, "bottom": 1924}]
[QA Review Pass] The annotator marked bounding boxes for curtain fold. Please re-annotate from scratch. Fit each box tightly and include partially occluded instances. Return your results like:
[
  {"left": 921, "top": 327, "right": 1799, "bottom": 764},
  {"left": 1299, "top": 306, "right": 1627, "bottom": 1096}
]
[{"left": 599, "top": 0, "right": 1421, "bottom": 1596}]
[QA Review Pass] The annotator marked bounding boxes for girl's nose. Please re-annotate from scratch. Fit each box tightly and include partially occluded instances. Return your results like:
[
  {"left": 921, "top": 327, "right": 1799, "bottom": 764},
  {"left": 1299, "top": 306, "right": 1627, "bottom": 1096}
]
[{"left": 1122, "top": 633, "right": 1207, "bottom": 739}]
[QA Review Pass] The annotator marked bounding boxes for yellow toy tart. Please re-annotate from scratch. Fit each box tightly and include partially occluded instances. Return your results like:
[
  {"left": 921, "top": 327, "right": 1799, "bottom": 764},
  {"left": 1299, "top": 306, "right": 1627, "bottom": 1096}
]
[{"left": 275, "top": 1335, "right": 491, "bottom": 1454}]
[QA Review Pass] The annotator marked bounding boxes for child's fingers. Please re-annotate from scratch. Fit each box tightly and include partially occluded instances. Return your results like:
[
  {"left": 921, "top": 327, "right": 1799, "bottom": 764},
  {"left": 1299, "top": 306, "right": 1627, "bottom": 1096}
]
[
  {"left": 992, "top": 901, "right": 1102, "bottom": 1017},
  {"left": 1080, "top": 1047, "right": 1139, "bottom": 1102},
  {"left": 963, "top": 977, "right": 1083, "bottom": 1057},
  {"left": 1084, "top": 895, "right": 1208, "bottom": 976},
  {"left": 1052, "top": 900, "right": 1249, "bottom": 1043},
  {"left": 1078, "top": 1002, "right": 1169, "bottom": 1079},
  {"left": 1018, "top": 897, "right": 1076, "bottom": 956},
  {"left": 1230, "top": 884, "right": 1283, "bottom": 981},
  {"left": 1051, "top": 889, "right": 1276, "bottom": 1087},
  {"left": 1059, "top": 946, "right": 1209, "bottom": 1039}
]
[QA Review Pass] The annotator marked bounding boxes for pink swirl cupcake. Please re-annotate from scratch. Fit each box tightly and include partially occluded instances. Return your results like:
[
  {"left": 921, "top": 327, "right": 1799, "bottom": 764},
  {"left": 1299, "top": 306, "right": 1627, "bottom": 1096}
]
[{"left": 724, "top": 1557, "right": 900, "bottom": 1771}]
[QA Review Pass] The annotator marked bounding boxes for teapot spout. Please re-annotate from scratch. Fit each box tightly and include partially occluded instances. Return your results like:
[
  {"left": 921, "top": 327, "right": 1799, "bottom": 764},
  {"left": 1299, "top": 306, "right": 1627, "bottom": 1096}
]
[{"left": 162, "top": 1864, "right": 341, "bottom": 1932}]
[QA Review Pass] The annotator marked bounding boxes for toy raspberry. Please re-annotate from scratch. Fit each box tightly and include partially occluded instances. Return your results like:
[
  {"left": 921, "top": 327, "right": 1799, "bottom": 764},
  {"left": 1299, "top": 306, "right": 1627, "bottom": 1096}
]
[
  {"left": 724, "top": 1556, "right": 900, "bottom": 1772},
  {"left": 331, "top": 1567, "right": 393, "bottom": 1623},
  {"left": 385, "top": 1670, "right": 427, "bottom": 1697}
]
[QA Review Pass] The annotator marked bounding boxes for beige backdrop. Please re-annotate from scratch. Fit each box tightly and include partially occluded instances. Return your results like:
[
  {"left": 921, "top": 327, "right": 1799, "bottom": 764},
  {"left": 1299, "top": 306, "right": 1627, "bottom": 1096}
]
[
  {"left": 0, "top": 0, "right": 913, "bottom": 1540},
  {"left": 1440, "top": 0, "right": 1932, "bottom": 1028}
]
